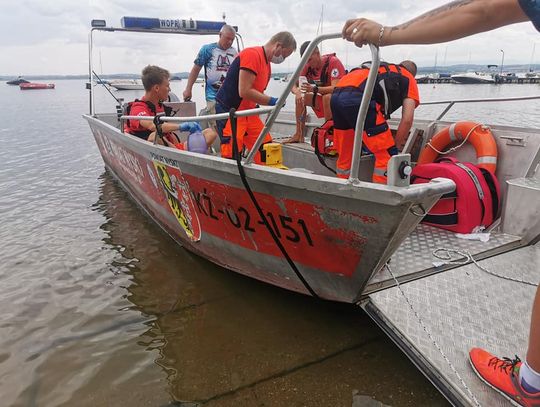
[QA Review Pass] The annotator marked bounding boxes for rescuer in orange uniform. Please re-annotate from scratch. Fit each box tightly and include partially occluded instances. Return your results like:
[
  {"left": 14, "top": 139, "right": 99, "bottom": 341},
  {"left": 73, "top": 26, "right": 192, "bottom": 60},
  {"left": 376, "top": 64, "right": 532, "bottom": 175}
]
[{"left": 330, "top": 61, "right": 419, "bottom": 183}]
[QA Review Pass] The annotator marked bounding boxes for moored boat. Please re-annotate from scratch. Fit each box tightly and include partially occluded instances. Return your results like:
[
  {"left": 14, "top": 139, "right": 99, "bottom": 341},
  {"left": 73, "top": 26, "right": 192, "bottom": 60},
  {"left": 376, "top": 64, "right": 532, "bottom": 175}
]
[
  {"left": 19, "top": 82, "right": 55, "bottom": 89},
  {"left": 109, "top": 79, "right": 144, "bottom": 90},
  {"left": 6, "top": 76, "right": 29, "bottom": 85},
  {"left": 451, "top": 71, "right": 495, "bottom": 83}
]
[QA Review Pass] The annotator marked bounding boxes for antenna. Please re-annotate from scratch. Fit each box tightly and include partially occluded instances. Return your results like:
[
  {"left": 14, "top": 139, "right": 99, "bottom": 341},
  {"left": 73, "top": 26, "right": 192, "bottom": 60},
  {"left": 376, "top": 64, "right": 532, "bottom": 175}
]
[
  {"left": 222, "top": 12, "right": 226, "bottom": 21},
  {"left": 316, "top": 4, "right": 324, "bottom": 52}
]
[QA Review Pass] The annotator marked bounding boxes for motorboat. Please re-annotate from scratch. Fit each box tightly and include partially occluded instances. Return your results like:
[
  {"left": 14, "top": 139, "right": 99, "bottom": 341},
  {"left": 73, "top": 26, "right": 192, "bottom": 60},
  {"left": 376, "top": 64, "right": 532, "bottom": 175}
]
[
  {"left": 6, "top": 76, "right": 29, "bottom": 85},
  {"left": 84, "top": 19, "right": 540, "bottom": 406},
  {"left": 451, "top": 71, "right": 495, "bottom": 84},
  {"left": 84, "top": 17, "right": 540, "bottom": 302},
  {"left": 109, "top": 79, "right": 144, "bottom": 90},
  {"left": 19, "top": 82, "right": 55, "bottom": 89},
  {"left": 86, "top": 20, "right": 458, "bottom": 303}
]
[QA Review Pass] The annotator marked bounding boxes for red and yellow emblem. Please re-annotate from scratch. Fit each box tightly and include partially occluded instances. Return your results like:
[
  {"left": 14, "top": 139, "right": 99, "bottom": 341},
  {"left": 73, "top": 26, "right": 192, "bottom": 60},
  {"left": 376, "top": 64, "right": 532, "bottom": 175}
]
[{"left": 153, "top": 161, "right": 201, "bottom": 242}]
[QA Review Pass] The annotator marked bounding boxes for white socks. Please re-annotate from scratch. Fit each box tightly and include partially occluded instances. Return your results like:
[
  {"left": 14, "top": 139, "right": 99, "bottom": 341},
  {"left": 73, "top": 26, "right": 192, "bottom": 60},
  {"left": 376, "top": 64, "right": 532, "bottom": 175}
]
[{"left": 520, "top": 360, "right": 540, "bottom": 393}]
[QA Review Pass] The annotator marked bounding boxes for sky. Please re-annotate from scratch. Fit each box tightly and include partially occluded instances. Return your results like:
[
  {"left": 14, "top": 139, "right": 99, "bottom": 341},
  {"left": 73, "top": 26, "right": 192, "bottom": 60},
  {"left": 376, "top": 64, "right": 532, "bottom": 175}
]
[{"left": 0, "top": 0, "right": 539, "bottom": 76}]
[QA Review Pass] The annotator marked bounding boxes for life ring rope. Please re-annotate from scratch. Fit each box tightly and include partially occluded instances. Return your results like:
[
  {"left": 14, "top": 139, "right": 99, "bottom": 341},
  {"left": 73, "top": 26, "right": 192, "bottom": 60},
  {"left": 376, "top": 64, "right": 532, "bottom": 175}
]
[
  {"left": 418, "top": 121, "right": 498, "bottom": 173},
  {"left": 425, "top": 123, "right": 483, "bottom": 156}
]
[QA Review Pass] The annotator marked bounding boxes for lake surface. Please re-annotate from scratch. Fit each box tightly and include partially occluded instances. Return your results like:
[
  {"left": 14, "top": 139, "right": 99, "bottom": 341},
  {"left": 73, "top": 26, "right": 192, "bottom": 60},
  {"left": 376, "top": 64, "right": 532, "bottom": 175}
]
[{"left": 1, "top": 79, "right": 539, "bottom": 406}]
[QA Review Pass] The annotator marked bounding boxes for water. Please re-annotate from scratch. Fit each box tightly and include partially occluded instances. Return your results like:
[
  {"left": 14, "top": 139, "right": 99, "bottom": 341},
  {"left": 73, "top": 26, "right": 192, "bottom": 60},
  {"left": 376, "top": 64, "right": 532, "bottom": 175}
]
[{"left": 1, "top": 80, "right": 539, "bottom": 407}]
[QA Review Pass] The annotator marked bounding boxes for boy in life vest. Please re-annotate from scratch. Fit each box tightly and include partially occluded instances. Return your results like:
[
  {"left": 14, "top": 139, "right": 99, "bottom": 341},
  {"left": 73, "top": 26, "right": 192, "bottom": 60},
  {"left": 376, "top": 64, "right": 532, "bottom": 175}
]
[
  {"left": 285, "top": 41, "right": 346, "bottom": 144},
  {"left": 215, "top": 31, "right": 296, "bottom": 164},
  {"left": 330, "top": 60, "right": 419, "bottom": 183},
  {"left": 124, "top": 65, "right": 216, "bottom": 152}
]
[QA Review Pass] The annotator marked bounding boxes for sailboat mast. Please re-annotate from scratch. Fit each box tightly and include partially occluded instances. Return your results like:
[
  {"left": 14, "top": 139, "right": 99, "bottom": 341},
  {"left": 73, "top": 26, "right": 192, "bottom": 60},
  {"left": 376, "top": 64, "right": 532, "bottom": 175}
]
[{"left": 316, "top": 5, "right": 324, "bottom": 53}]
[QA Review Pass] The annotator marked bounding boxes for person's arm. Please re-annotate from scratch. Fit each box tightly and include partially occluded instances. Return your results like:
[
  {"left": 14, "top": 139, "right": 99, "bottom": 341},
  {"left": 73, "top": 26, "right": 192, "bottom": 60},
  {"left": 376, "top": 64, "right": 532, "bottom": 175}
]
[
  {"left": 183, "top": 64, "right": 203, "bottom": 101},
  {"left": 343, "top": 0, "right": 529, "bottom": 47},
  {"left": 292, "top": 66, "right": 309, "bottom": 97},
  {"left": 238, "top": 69, "right": 275, "bottom": 105},
  {"left": 315, "top": 78, "right": 340, "bottom": 95},
  {"left": 137, "top": 118, "right": 180, "bottom": 134},
  {"left": 394, "top": 98, "right": 416, "bottom": 148}
]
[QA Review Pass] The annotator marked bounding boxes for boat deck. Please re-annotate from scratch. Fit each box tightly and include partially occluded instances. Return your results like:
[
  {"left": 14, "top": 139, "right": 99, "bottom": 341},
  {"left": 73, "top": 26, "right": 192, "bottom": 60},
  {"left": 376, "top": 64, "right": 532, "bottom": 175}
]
[
  {"left": 362, "top": 242, "right": 539, "bottom": 406},
  {"left": 364, "top": 224, "right": 522, "bottom": 295}
]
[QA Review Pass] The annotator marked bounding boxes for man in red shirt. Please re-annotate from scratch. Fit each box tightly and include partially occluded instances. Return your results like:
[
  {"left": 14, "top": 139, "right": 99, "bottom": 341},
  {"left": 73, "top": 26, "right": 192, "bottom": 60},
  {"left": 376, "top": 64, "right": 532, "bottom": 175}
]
[
  {"left": 215, "top": 31, "right": 297, "bottom": 164},
  {"left": 286, "top": 41, "right": 346, "bottom": 143}
]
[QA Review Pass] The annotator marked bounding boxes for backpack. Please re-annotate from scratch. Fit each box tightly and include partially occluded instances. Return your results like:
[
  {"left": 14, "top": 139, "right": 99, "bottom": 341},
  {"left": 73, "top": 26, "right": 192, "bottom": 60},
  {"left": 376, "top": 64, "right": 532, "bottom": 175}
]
[
  {"left": 411, "top": 157, "right": 501, "bottom": 233},
  {"left": 360, "top": 62, "right": 407, "bottom": 119},
  {"left": 311, "top": 120, "right": 337, "bottom": 174}
]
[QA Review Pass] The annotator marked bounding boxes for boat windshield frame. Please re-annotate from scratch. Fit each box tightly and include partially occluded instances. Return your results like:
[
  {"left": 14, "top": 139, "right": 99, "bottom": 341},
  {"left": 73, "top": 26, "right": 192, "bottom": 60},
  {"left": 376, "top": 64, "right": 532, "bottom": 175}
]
[
  {"left": 88, "top": 24, "right": 244, "bottom": 116},
  {"left": 89, "top": 24, "right": 384, "bottom": 184}
]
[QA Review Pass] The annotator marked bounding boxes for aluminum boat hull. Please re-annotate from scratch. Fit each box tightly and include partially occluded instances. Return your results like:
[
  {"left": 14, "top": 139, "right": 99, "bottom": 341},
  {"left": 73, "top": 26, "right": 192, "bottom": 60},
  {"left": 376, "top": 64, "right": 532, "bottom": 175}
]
[{"left": 84, "top": 114, "right": 454, "bottom": 303}]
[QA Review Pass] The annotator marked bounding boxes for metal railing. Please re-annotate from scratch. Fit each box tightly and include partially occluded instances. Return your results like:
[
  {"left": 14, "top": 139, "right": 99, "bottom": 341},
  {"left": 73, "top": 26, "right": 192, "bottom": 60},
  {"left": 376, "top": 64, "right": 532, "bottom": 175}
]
[
  {"left": 121, "top": 106, "right": 275, "bottom": 124},
  {"left": 88, "top": 25, "right": 243, "bottom": 116},
  {"left": 244, "top": 33, "right": 381, "bottom": 185},
  {"left": 244, "top": 33, "right": 343, "bottom": 164},
  {"left": 420, "top": 94, "right": 540, "bottom": 121}
]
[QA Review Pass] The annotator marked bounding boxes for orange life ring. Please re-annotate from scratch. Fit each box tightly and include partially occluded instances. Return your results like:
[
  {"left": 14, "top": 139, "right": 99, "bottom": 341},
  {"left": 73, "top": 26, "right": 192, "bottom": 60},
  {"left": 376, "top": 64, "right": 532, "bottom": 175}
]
[{"left": 417, "top": 121, "right": 498, "bottom": 172}]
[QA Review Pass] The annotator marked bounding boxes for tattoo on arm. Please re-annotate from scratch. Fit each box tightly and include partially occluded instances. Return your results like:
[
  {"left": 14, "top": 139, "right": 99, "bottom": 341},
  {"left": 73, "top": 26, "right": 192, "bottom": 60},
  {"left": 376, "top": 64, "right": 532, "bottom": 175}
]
[{"left": 390, "top": 0, "right": 474, "bottom": 31}]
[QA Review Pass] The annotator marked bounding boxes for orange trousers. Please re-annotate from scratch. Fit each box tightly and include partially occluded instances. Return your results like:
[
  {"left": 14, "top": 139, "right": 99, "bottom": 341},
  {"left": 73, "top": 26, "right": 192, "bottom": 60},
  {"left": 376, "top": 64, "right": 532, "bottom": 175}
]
[
  {"left": 334, "top": 127, "right": 397, "bottom": 183},
  {"left": 220, "top": 115, "right": 272, "bottom": 164}
]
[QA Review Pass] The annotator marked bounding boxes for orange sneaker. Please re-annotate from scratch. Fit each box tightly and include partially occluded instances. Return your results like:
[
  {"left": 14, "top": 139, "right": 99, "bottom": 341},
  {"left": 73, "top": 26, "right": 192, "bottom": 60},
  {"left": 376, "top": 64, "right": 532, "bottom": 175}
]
[{"left": 469, "top": 348, "right": 540, "bottom": 406}]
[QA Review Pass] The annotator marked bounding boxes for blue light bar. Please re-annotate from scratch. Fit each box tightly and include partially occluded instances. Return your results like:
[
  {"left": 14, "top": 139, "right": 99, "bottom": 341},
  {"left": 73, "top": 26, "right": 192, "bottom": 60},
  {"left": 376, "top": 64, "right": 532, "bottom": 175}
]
[{"left": 120, "top": 16, "right": 231, "bottom": 33}]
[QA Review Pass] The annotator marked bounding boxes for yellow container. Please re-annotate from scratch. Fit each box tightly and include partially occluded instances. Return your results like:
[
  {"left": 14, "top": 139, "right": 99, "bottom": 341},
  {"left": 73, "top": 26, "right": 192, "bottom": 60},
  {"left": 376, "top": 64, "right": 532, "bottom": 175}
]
[{"left": 263, "top": 143, "right": 288, "bottom": 170}]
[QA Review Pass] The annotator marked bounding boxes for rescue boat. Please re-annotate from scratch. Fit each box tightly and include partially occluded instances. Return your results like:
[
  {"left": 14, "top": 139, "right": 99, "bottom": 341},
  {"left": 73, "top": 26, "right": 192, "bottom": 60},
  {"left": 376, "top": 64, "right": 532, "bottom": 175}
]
[{"left": 84, "top": 17, "right": 540, "bottom": 303}]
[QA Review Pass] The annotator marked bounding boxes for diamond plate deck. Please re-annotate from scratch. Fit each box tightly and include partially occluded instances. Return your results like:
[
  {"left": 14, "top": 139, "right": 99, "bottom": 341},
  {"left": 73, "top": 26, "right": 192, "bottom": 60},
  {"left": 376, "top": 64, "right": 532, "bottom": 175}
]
[
  {"left": 364, "top": 224, "right": 522, "bottom": 294},
  {"left": 363, "top": 243, "right": 540, "bottom": 406}
]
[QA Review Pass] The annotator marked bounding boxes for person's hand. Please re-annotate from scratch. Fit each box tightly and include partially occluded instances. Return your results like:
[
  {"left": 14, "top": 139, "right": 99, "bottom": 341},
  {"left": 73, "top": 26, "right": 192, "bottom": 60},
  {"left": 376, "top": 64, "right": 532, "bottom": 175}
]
[
  {"left": 182, "top": 88, "right": 192, "bottom": 102},
  {"left": 300, "top": 82, "right": 313, "bottom": 94},
  {"left": 342, "top": 18, "right": 381, "bottom": 48}
]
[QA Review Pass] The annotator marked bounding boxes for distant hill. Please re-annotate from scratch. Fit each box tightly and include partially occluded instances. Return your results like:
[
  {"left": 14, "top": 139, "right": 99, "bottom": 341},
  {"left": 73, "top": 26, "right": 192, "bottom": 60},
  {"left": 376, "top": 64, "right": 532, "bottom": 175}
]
[
  {"left": 2, "top": 64, "right": 539, "bottom": 81},
  {"left": 417, "top": 64, "right": 540, "bottom": 74},
  {"left": 0, "top": 72, "right": 194, "bottom": 81}
]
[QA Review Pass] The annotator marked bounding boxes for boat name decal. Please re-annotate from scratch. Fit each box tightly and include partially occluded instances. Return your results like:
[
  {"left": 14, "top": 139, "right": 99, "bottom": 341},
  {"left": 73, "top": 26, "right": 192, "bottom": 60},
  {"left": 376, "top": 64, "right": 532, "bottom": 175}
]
[
  {"left": 97, "top": 131, "right": 145, "bottom": 183},
  {"left": 191, "top": 187, "right": 314, "bottom": 246},
  {"left": 150, "top": 152, "right": 180, "bottom": 168}
]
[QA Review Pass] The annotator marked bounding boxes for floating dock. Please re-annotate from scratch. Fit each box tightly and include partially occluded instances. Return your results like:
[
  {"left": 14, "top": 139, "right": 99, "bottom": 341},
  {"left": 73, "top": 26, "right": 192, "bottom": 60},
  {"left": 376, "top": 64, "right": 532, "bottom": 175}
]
[{"left": 362, "top": 237, "right": 539, "bottom": 406}]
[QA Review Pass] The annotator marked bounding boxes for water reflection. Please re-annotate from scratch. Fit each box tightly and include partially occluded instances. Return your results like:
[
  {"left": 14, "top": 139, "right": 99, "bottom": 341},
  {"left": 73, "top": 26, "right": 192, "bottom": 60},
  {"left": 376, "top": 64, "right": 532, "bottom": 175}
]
[{"left": 95, "top": 171, "right": 448, "bottom": 406}]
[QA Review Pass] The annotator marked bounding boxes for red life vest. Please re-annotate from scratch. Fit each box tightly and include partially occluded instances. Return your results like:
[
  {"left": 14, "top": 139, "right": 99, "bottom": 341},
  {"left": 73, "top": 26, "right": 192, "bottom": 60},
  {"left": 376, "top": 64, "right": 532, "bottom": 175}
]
[{"left": 123, "top": 99, "right": 173, "bottom": 139}]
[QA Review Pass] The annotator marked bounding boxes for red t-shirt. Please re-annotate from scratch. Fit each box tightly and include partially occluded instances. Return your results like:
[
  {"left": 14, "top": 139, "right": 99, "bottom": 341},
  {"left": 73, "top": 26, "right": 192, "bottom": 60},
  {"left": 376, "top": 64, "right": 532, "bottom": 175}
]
[
  {"left": 238, "top": 46, "right": 271, "bottom": 110},
  {"left": 301, "top": 53, "right": 346, "bottom": 86}
]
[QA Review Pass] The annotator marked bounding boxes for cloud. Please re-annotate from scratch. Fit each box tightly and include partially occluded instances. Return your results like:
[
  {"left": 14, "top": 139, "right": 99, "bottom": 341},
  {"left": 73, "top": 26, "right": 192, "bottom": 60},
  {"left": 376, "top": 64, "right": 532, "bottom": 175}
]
[{"left": 0, "top": 0, "right": 538, "bottom": 75}]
